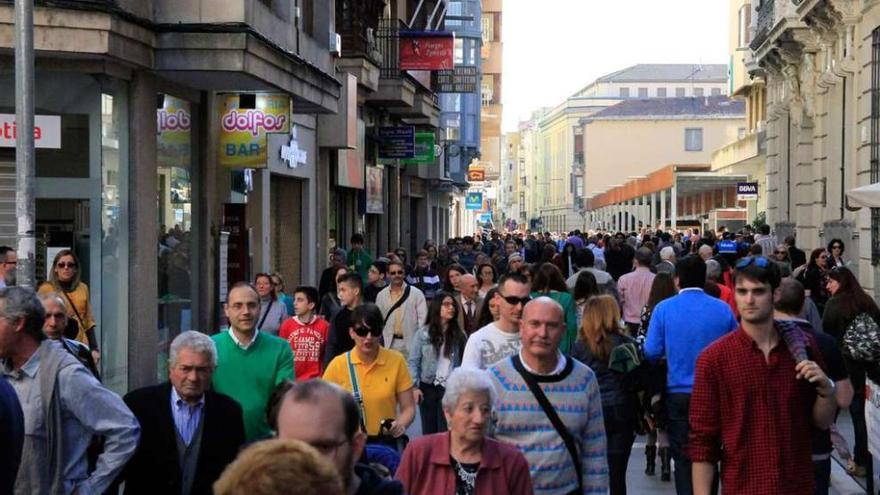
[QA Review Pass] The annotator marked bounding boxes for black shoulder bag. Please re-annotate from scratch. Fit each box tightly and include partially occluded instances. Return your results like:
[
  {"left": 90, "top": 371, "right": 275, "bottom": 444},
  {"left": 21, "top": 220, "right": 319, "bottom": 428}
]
[{"left": 511, "top": 355, "right": 582, "bottom": 494}]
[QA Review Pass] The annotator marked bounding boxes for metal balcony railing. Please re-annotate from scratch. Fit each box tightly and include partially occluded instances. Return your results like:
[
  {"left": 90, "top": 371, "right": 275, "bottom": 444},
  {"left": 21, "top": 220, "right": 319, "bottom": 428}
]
[
  {"left": 750, "top": 0, "right": 776, "bottom": 50},
  {"left": 376, "top": 18, "right": 406, "bottom": 79},
  {"left": 336, "top": 0, "right": 386, "bottom": 65}
]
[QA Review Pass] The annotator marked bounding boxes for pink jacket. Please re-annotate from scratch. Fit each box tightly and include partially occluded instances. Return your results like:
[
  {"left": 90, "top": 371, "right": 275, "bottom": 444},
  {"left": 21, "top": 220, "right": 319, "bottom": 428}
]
[{"left": 396, "top": 432, "right": 534, "bottom": 495}]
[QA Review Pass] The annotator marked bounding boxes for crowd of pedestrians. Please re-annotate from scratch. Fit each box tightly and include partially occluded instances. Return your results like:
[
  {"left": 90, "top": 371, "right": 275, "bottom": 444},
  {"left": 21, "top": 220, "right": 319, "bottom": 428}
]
[{"left": 0, "top": 225, "right": 879, "bottom": 495}]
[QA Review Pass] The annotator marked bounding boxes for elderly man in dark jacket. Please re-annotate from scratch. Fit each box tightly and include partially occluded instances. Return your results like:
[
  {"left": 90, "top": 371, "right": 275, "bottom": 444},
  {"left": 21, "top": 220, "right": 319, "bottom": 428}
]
[{"left": 119, "top": 331, "right": 245, "bottom": 495}]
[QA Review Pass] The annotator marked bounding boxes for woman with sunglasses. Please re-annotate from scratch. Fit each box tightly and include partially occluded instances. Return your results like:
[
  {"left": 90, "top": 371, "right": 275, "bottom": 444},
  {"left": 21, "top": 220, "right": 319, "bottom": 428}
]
[
  {"left": 827, "top": 238, "right": 847, "bottom": 269},
  {"left": 822, "top": 267, "right": 880, "bottom": 478},
  {"left": 407, "top": 292, "right": 467, "bottom": 434},
  {"left": 38, "top": 249, "right": 99, "bottom": 365},
  {"left": 323, "top": 303, "right": 416, "bottom": 448}
]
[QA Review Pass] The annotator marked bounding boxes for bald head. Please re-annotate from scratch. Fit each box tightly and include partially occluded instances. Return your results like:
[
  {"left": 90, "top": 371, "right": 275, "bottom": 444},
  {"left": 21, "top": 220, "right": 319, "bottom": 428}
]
[
  {"left": 520, "top": 296, "right": 565, "bottom": 362},
  {"left": 522, "top": 296, "right": 564, "bottom": 324},
  {"left": 459, "top": 274, "right": 478, "bottom": 299},
  {"left": 698, "top": 244, "right": 713, "bottom": 261}
]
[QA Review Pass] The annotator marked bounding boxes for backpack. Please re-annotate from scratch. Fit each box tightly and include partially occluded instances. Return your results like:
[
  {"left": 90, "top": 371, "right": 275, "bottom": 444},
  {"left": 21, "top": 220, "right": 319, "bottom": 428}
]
[
  {"left": 842, "top": 313, "right": 880, "bottom": 362},
  {"left": 608, "top": 341, "right": 646, "bottom": 394}
]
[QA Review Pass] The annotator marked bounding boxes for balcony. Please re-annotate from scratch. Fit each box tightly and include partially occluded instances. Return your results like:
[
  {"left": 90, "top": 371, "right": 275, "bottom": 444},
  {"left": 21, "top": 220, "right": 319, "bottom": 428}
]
[{"left": 750, "top": 0, "right": 775, "bottom": 51}]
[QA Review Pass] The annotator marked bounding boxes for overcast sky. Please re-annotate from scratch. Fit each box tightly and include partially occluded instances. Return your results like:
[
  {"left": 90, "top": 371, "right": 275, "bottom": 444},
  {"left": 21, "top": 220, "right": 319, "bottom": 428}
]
[{"left": 501, "top": 0, "right": 730, "bottom": 132}]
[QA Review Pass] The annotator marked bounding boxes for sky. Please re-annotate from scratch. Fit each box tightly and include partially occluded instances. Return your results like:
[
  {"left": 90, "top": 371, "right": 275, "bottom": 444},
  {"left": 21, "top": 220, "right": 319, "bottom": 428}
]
[{"left": 501, "top": 0, "right": 730, "bottom": 132}]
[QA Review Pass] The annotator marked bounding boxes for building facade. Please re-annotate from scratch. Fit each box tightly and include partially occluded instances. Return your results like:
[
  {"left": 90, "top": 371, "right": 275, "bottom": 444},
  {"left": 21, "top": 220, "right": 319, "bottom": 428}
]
[
  {"left": 748, "top": 0, "right": 880, "bottom": 295},
  {"left": 479, "top": 0, "right": 503, "bottom": 229}
]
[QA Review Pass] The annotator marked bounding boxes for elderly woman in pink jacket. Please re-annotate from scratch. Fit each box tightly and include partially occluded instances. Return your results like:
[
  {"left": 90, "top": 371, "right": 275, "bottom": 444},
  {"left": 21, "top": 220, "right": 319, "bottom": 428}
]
[{"left": 396, "top": 367, "right": 533, "bottom": 495}]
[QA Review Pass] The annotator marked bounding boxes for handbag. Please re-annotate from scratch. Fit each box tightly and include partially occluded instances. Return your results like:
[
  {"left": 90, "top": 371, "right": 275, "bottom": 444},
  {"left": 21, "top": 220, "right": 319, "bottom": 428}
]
[
  {"left": 842, "top": 313, "right": 880, "bottom": 362},
  {"left": 511, "top": 355, "right": 583, "bottom": 494}
]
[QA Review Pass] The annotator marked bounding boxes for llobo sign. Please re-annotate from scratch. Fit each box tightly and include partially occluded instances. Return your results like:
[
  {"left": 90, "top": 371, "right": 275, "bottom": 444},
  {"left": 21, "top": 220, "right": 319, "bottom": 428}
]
[{"left": 0, "top": 114, "right": 61, "bottom": 149}]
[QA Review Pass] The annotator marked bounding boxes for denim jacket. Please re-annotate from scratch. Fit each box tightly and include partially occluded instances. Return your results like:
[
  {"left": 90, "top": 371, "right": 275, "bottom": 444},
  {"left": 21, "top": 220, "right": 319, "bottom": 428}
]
[{"left": 406, "top": 325, "right": 465, "bottom": 386}]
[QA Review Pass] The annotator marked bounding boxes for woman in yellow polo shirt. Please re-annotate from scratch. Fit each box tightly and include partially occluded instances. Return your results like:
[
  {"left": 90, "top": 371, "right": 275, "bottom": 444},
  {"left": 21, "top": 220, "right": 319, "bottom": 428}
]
[{"left": 323, "top": 303, "right": 416, "bottom": 445}]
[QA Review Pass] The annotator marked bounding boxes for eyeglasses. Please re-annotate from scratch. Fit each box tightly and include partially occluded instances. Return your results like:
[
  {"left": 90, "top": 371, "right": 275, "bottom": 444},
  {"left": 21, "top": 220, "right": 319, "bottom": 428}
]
[
  {"left": 498, "top": 293, "right": 531, "bottom": 307},
  {"left": 735, "top": 256, "right": 770, "bottom": 269},
  {"left": 57, "top": 262, "right": 76, "bottom": 269},
  {"left": 441, "top": 300, "right": 456, "bottom": 308},
  {"left": 352, "top": 325, "right": 383, "bottom": 337},
  {"left": 774, "top": 250, "right": 787, "bottom": 255}
]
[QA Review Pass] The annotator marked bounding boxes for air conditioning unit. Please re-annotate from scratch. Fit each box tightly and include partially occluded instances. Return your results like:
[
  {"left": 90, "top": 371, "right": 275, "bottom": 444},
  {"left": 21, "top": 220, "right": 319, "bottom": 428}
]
[{"left": 330, "top": 32, "right": 342, "bottom": 57}]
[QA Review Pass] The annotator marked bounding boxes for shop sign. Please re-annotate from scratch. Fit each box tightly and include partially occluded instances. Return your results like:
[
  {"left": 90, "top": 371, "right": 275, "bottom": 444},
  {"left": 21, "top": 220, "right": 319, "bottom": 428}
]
[
  {"left": 736, "top": 182, "right": 758, "bottom": 201},
  {"left": 433, "top": 66, "right": 478, "bottom": 93},
  {"left": 467, "top": 168, "right": 485, "bottom": 182},
  {"left": 402, "top": 132, "right": 435, "bottom": 164},
  {"left": 465, "top": 191, "right": 483, "bottom": 210},
  {"left": 219, "top": 94, "right": 290, "bottom": 168},
  {"left": 280, "top": 125, "right": 308, "bottom": 169},
  {"left": 0, "top": 114, "right": 61, "bottom": 149},
  {"left": 378, "top": 126, "right": 415, "bottom": 159},
  {"left": 399, "top": 31, "right": 455, "bottom": 71},
  {"left": 157, "top": 96, "right": 192, "bottom": 169},
  {"left": 479, "top": 213, "right": 492, "bottom": 223},
  {"left": 366, "top": 166, "right": 384, "bottom": 214}
]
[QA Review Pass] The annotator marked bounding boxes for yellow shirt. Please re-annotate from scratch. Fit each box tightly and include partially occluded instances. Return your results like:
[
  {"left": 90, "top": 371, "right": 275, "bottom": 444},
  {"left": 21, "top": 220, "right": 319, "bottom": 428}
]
[{"left": 323, "top": 347, "right": 413, "bottom": 435}]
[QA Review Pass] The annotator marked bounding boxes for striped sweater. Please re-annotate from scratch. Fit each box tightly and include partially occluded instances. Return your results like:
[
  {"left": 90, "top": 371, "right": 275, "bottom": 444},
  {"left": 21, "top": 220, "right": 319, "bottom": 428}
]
[{"left": 487, "top": 355, "right": 608, "bottom": 494}]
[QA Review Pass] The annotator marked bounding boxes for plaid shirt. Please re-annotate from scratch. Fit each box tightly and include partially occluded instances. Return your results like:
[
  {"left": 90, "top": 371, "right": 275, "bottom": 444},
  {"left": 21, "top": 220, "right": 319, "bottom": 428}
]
[{"left": 689, "top": 327, "right": 823, "bottom": 495}]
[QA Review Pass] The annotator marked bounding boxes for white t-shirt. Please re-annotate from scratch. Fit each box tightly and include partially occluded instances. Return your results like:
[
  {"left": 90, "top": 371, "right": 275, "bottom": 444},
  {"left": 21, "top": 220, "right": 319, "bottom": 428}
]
[{"left": 460, "top": 322, "right": 522, "bottom": 370}]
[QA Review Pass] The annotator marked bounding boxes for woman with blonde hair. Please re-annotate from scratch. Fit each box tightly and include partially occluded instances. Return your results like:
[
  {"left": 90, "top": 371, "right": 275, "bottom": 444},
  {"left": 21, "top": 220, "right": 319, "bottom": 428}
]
[
  {"left": 38, "top": 249, "right": 99, "bottom": 365},
  {"left": 571, "top": 295, "right": 639, "bottom": 495}
]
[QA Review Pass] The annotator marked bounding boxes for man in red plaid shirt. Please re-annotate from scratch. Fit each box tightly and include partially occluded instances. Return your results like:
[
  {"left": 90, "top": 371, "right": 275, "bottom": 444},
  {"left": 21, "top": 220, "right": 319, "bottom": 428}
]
[{"left": 689, "top": 256, "right": 838, "bottom": 495}]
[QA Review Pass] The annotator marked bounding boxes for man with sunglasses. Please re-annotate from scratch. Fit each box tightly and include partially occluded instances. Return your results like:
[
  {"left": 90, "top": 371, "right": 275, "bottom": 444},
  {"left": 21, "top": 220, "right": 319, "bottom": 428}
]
[
  {"left": 461, "top": 273, "right": 531, "bottom": 370},
  {"left": 644, "top": 255, "right": 738, "bottom": 495},
  {"left": 376, "top": 260, "right": 427, "bottom": 359},
  {"left": 689, "top": 257, "right": 837, "bottom": 495}
]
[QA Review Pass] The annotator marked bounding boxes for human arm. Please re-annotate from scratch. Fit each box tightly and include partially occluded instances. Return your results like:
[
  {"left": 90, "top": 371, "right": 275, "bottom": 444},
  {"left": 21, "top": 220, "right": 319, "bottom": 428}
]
[
  {"left": 795, "top": 360, "right": 837, "bottom": 430},
  {"left": 836, "top": 378, "right": 854, "bottom": 410},
  {"left": 689, "top": 354, "right": 722, "bottom": 495},
  {"left": 506, "top": 448, "right": 535, "bottom": 495},
  {"left": 643, "top": 304, "right": 664, "bottom": 360},
  {"left": 276, "top": 343, "right": 296, "bottom": 383},
  {"left": 407, "top": 330, "right": 423, "bottom": 403},
  {"left": 460, "top": 335, "right": 481, "bottom": 369},
  {"left": 414, "top": 291, "right": 428, "bottom": 333},
  {"left": 581, "top": 372, "right": 608, "bottom": 493},
  {"left": 62, "top": 367, "right": 140, "bottom": 495},
  {"left": 391, "top": 387, "right": 416, "bottom": 437}
]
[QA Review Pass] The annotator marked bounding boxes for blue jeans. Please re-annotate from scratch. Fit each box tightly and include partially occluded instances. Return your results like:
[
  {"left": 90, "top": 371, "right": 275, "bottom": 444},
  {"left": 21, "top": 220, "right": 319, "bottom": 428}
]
[{"left": 666, "top": 393, "right": 718, "bottom": 495}]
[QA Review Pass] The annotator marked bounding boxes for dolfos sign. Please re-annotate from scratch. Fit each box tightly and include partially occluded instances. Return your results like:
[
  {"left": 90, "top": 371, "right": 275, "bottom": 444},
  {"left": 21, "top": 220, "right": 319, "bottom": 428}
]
[{"left": 218, "top": 94, "right": 290, "bottom": 168}]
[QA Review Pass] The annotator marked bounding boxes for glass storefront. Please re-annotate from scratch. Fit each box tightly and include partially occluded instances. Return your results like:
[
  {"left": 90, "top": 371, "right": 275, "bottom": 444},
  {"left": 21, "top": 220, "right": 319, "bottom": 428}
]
[{"left": 156, "top": 94, "right": 196, "bottom": 380}]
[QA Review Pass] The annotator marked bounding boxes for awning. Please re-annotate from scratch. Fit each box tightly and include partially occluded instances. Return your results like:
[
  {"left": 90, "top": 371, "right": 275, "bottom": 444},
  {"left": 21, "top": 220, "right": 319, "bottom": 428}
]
[{"left": 846, "top": 182, "right": 880, "bottom": 209}]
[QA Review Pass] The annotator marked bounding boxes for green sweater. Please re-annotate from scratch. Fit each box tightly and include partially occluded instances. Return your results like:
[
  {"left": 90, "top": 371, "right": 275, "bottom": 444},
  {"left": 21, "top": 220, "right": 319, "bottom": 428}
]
[
  {"left": 211, "top": 330, "right": 295, "bottom": 441},
  {"left": 347, "top": 249, "right": 374, "bottom": 284},
  {"left": 531, "top": 290, "right": 579, "bottom": 355}
]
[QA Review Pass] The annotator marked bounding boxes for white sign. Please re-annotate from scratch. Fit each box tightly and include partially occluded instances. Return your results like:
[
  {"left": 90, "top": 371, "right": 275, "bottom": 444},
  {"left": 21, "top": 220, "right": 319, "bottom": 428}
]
[
  {"left": 736, "top": 182, "right": 758, "bottom": 201},
  {"left": 867, "top": 378, "right": 880, "bottom": 459},
  {"left": 280, "top": 125, "right": 308, "bottom": 169},
  {"left": 0, "top": 114, "right": 61, "bottom": 149}
]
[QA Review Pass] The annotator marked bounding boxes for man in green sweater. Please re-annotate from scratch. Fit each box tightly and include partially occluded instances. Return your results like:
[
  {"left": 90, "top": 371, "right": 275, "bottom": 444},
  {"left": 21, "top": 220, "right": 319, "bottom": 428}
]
[
  {"left": 346, "top": 233, "right": 373, "bottom": 284},
  {"left": 212, "top": 282, "right": 295, "bottom": 441}
]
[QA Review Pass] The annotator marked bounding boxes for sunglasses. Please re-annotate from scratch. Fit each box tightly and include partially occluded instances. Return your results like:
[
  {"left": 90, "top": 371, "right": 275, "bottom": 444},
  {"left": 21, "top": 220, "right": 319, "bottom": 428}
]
[
  {"left": 735, "top": 256, "right": 770, "bottom": 269},
  {"left": 498, "top": 294, "right": 531, "bottom": 307},
  {"left": 352, "top": 325, "right": 382, "bottom": 338},
  {"left": 57, "top": 262, "right": 77, "bottom": 269}
]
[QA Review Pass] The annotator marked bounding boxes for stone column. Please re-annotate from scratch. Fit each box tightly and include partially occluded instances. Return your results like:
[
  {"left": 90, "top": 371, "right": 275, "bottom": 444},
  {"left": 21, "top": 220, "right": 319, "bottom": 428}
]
[{"left": 660, "top": 189, "right": 667, "bottom": 231}]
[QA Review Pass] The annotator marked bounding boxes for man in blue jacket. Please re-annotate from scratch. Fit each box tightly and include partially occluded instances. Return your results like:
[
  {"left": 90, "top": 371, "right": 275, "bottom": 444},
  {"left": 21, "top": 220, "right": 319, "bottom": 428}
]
[{"left": 645, "top": 255, "right": 737, "bottom": 495}]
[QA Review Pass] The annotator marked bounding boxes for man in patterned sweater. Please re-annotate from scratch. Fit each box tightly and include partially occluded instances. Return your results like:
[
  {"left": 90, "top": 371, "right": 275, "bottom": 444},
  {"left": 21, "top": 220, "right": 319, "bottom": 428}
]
[{"left": 487, "top": 297, "right": 608, "bottom": 494}]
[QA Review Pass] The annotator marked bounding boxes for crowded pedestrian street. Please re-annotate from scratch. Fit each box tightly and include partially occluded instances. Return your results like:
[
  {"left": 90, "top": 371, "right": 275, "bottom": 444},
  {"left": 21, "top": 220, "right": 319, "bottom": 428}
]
[{"left": 5, "top": 0, "right": 880, "bottom": 494}]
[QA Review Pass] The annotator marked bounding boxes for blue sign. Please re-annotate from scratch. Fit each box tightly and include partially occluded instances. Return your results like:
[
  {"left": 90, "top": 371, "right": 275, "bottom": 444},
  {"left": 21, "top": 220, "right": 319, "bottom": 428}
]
[
  {"left": 378, "top": 126, "right": 415, "bottom": 159},
  {"left": 717, "top": 240, "right": 738, "bottom": 254},
  {"left": 465, "top": 192, "right": 483, "bottom": 210},
  {"left": 479, "top": 213, "right": 492, "bottom": 222}
]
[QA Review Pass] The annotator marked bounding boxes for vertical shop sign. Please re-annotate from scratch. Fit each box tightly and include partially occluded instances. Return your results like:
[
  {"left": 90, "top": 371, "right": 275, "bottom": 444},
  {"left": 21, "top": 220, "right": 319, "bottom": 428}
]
[
  {"left": 223, "top": 203, "right": 249, "bottom": 288},
  {"left": 219, "top": 94, "right": 290, "bottom": 168},
  {"left": 157, "top": 96, "right": 191, "bottom": 169}
]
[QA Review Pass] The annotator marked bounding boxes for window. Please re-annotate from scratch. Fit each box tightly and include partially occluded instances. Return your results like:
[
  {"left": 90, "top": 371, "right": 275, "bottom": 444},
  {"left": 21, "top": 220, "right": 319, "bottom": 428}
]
[
  {"left": 657, "top": 88, "right": 667, "bottom": 97},
  {"left": 446, "top": 1, "right": 462, "bottom": 26},
  {"left": 676, "top": 87, "right": 686, "bottom": 97},
  {"left": 300, "top": 0, "right": 314, "bottom": 36},
  {"left": 481, "top": 75, "right": 495, "bottom": 106},
  {"left": 638, "top": 87, "right": 648, "bottom": 98},
  {"left": 481, "top": 14, "right": 494, "bottom": 43},
  {"left": 694, "top": 88, "right": 705, "bottom": 97},
  {"left": 711, "top": 88, "right": 722, "bottom": 96},
  {"left": 738, "top": 4, "right": 752, "bottom": 47},
  {"left": 619, "top": 88, "right": 630, "bottom": 98},
  {"left": 454, "top": 38, "right": 464, "bottom": 65},
  {"left": 685, "top": 128, "right": 704, "bottom": 151}
]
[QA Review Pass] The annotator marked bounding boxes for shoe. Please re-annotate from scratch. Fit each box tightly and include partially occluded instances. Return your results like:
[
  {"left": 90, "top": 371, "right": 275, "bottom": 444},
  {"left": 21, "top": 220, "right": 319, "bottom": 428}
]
[
  {"left": 645, "top": 445, "right": 656, "bottom": 475},
  {"left": 846, "top": 459, "right": 867, "bottom": 477},
  {"left": 659, "top": 447, "right": 672, "bottom": 482}
]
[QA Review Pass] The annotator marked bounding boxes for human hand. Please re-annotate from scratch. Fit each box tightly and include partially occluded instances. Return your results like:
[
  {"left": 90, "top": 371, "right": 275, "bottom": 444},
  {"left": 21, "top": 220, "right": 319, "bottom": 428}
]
[
  {"left": 389, "top": 420, "right": 407, "bottom": 438},
  {"left": 795, "top": 360, "right": 832, "bottom": 396},
  {"left": 91, "top": 350, "right": 101, "bottom": 367},
  {"left": 412, "top": 388, "right": 423, "bottom": 405}
]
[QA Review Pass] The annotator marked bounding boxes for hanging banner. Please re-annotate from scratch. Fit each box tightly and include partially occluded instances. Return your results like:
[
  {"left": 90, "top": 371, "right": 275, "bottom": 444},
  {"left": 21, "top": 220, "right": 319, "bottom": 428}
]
[
  {"left": 465, "top": 191, "right": 483, "bottom": 210},
  {"left": 218, "top": 94, "right": 290, "bottom": 168},
  {"left": 399, "top": 31, "right": 455, "bottom": 71},
  {"left": 433, "top": 66, "right": 479, "bottom": 93},
  {"left": 378, "top": 126, "right": 415, "bottom": 159},
  {"left": 402, "top": 132, "right": 435, "bottom": 164},
  {"left": 366, "top": 166, "right": 384, "bottom": 214}
]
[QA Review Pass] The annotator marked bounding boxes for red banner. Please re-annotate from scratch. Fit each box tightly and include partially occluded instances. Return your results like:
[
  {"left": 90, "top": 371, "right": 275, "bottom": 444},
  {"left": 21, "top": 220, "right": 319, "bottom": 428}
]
[{"left": 399, "top": 31, "right": 454, "bottom": 71}]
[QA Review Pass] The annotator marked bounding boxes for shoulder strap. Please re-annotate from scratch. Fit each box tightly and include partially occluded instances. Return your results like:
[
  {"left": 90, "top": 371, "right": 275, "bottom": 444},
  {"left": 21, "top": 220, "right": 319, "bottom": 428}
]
[
  {"left": 346, "top": 352, "right": 368, "bottom": 432},
  {"left": 61, "top": 289, "right": 86, "bottom": 331},
  {"left": 258, "top": 300, "right": 274, "bottom": 330},
  {"left": 383, "top": 285, "right": 412, "bottom": 326},
  {"left": 510, "top": 355, "right": 582, "bottom": 493}
]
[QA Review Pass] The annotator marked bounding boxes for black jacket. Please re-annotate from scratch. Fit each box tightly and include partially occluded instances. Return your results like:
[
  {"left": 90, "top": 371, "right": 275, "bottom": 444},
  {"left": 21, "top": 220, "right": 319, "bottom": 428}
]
[
  {"left": 354, "top": 463, "right": 404, "bottom": 495},
  {"left": 120, "top": 382, "right": 245, "bottom": 495}
]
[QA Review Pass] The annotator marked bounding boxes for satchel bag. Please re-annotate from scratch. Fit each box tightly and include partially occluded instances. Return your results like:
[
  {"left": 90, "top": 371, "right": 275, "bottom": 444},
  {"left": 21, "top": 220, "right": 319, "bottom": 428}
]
[{"left": 842, "top": 313, "right": 880, "bottom": 362}]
